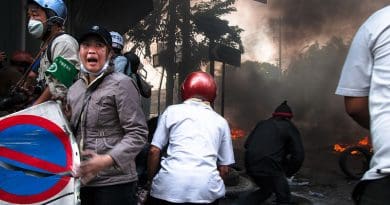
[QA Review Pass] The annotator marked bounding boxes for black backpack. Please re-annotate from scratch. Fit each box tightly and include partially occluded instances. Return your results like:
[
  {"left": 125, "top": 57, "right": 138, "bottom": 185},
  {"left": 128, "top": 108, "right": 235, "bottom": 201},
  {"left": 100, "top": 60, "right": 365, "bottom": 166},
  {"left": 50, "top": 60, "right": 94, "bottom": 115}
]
[{"left": 123, "top": 52, "right": 152, "bottom": 98}]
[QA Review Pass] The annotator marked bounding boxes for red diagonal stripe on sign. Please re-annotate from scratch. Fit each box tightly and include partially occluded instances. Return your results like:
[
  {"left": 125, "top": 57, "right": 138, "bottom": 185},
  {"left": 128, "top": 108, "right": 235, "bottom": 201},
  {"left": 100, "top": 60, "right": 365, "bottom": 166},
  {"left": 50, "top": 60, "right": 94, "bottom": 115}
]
[{"left": 0, "top": 147, "right": 66, "bottom": 173}]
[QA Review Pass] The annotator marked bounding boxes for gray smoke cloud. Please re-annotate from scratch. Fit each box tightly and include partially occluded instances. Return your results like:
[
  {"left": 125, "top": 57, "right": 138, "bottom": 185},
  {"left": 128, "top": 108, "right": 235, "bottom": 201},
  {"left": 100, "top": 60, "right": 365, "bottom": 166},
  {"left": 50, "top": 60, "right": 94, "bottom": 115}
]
[
  {"left": 220, "top": 0, "right": 385, "bottom": 149},
  {"left": 268, "top": 0, "right": 390, "bottom": 62},
  {"left": 225, "top": 0, "right": 390, "bottom": 63}
]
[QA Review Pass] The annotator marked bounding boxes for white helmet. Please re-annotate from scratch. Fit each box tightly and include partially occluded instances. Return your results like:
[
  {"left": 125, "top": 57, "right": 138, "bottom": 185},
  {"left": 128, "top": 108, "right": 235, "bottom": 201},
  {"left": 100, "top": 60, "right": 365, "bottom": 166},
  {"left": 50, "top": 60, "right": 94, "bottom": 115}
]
[{"left": 110, "top": 31, "right": 124, "bottom": 50}]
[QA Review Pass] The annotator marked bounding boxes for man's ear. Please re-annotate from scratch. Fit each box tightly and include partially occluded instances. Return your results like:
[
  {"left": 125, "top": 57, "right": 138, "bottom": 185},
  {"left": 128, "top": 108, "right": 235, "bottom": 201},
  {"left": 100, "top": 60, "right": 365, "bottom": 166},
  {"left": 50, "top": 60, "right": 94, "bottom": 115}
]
[{"left": 107, "top": 48, "right": 113, "bottom": 60}]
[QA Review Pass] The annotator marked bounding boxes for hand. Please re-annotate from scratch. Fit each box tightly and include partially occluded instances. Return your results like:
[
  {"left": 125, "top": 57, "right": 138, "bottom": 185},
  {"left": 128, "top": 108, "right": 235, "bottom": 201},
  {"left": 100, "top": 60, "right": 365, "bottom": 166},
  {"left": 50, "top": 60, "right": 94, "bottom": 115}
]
[
  {"left": 218, "top": 165, "right": 229, "bottom": 180},
  {"left": 76, "top": 150, "right": 114, "bottom": 184},
  {"left": 62, "top": 103, "right": 72, "bottom": 120},
  {"left": 53, "top": 97, "right": 71, "bottom": 120}
]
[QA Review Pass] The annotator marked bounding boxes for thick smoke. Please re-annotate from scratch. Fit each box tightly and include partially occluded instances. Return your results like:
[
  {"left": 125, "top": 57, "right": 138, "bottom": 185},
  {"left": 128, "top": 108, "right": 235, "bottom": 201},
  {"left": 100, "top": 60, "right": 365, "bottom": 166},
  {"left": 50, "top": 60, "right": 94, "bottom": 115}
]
[
  {"left": 268, "top": 0, "right": 389, "bottom": 65},
  {"left": 222, "top": 39, "right": 369, "bottom": 150},
  {"left": 225, "top": 0, "right": 390, "bottom": 62},
  {"left": 219, "top": 0, "right": 388, "bottom": 149}
]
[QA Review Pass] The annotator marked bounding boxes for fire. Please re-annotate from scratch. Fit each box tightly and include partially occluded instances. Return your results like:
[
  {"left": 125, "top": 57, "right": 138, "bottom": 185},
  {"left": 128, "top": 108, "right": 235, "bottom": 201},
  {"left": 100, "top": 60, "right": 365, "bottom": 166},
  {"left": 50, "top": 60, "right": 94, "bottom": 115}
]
[
  {"left": 334, "top": 144, "right": 346, "bottom": 152},
  {"left": 358, "top": 137, "right": 369, "bottom": 146},
  {"left": 231, "top": 128, "right": 246, "bottom": 140},
  {"left": 333, "top": 136, "right": 371, "bottom": 154}
]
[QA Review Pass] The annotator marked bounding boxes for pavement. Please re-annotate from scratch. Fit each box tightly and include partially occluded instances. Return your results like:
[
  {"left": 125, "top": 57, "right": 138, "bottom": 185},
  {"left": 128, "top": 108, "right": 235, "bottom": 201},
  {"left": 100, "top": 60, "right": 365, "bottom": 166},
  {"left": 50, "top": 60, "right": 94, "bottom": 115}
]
[
  {"left": 219, "top": 170, "right": 358, "bottom": 205},
  {"left": 220, "top": 175, "right": 314, "bottom": 205}
]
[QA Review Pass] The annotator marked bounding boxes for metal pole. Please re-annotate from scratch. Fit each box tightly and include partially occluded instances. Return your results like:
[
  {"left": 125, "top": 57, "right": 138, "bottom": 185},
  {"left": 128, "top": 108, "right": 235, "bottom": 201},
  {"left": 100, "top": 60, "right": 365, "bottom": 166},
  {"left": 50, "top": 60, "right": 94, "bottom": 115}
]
[
  {"left": 210, "top": 60, "right": 215, "bottom": 77},
  {"left": 157, "top": 67, "right": 165, "bottom": 115},
  {"left": 221, "top": 62, "right": 225, "bottom": 116},
  {"left": 279, "top": 16, "right": 282, "bottom": 70},
  {"left": 21, "top": 0, "right": 27, "bottom": 50},
  {"left": 209, "top": 37, "right": 215, "bottom": 77}
]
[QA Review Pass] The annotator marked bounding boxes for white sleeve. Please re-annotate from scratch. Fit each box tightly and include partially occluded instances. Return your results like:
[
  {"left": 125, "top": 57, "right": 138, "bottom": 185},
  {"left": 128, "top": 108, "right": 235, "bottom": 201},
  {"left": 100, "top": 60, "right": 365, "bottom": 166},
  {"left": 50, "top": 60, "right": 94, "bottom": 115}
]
[
  {"left": 217, "top": 120, "right": 235, "bottom": 165},
  {"left": 335, "top": 25, "right": 372, "bottom": 97},
  {"left": 151, "top": 110, "right": 169, "bottom": 149}
]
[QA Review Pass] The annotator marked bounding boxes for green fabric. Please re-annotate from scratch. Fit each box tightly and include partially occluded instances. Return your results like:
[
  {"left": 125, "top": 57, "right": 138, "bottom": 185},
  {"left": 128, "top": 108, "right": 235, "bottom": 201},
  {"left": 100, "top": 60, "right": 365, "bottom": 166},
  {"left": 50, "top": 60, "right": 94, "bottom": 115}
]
[{"left": 45, "top": 56, "right": 78, "bottom": 88}]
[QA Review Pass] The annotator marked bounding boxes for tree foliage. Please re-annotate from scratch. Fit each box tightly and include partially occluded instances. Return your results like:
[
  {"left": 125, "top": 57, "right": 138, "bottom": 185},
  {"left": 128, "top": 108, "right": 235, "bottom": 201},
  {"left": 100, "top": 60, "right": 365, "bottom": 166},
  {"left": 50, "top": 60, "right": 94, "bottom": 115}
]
[{"left": 126, "top": 0, "right": 244, "bottom": 69}]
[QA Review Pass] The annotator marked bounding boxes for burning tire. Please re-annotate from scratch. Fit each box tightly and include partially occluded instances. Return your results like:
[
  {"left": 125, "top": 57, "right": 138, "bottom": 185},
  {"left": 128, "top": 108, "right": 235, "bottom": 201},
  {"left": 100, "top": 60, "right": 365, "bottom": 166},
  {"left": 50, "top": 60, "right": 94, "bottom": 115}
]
[{"left": 339, "top": 146, "right": 372, "bottom": 180}]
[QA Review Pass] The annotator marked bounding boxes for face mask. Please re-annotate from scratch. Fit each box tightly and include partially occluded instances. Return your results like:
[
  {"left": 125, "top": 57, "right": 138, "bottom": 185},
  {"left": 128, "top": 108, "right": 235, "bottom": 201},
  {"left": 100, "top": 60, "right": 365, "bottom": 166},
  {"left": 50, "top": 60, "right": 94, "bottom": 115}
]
[
  {"left": 28, "top": 19, "right": 44, "bottom": 38},
  {"left": 80, "top": 60, "right": 110, "bottom": 77}
]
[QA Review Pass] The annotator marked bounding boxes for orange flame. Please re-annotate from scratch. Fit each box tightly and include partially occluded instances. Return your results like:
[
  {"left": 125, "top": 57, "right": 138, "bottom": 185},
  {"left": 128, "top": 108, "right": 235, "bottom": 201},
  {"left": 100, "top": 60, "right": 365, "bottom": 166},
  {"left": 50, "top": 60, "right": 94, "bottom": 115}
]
[
  {"left": 231, "top": 128, "right": 246, "bottom": 140},
  {"left": 358, "top": 136, "right": 369, "bottom": 146},
  {"left": 333, "top": 144, "right": 346, "bottom": 152},
  {"left": 333, "top": 136, "right": 371, "bottom": 154}
]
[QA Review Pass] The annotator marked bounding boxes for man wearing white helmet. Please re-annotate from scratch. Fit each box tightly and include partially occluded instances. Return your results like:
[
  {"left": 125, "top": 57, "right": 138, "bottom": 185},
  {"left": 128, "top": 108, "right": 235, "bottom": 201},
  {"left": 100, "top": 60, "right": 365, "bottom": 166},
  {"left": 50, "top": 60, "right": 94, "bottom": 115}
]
[
  {"left": 27, "top": 0, "right": 79, "bottom": 105},
  {"left": 110, "top": 31, "right": 128, "bottom": 73}
]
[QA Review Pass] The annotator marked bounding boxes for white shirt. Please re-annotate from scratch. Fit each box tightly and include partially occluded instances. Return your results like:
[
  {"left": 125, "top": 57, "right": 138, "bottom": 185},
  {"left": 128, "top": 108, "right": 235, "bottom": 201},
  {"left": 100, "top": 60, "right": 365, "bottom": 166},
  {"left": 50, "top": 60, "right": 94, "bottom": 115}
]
[
  {"left": 150, "top": 98, "right": 235, "bottom": 203},
  {"left": 335, "top": 6, "right": 390, "bottom": 180},
  {"left": 40, "top": 34, "right": 80, "bottom": 98}
]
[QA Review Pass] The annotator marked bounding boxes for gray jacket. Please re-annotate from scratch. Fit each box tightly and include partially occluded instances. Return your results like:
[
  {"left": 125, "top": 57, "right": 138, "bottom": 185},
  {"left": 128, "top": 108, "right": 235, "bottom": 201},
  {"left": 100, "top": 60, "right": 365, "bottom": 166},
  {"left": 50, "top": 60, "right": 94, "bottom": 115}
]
[{"left": 67, "top": 66, "right": 148, "bottom": 186}]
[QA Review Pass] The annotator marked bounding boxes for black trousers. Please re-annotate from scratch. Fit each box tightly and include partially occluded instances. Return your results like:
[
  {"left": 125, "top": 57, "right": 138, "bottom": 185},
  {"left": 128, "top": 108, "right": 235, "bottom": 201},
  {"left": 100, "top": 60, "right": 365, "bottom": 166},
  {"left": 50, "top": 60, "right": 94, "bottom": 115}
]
[
  {"left": 147, "top": 196, "right": 219, "bottom": 205},
  {"left": 80, "top": 182, "right": 137, "bottom": 205},
  {"left": 353, "top": 175, "right": 390, "bottom": 205},
  {"left": 245, "top": 175, "right": 291, "bottom": 205}
]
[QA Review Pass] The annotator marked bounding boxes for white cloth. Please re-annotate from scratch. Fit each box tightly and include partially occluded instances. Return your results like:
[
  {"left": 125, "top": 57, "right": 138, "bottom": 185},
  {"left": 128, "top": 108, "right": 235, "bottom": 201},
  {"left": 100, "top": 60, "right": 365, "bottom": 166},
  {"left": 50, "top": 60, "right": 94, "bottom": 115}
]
[
  {"left": 150, "top": 98, "right": 235, "bottom": 203},
  {"left": 113, "top": 55, "right": 128, "bottom": 74},
  {"left": 335, "top": 6, "right": 390, "bottom": 180}
]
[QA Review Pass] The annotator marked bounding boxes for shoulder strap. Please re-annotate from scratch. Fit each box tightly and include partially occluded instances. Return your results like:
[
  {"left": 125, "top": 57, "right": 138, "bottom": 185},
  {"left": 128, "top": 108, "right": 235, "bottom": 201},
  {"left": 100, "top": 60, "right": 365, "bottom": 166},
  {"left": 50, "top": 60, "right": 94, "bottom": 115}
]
[
  {"left": 47, "top": 32, "right": 67, "bottom": 64},
  {"left": 135, "top": 73, "right": 152, "bottom": 98},
  {"left": 124, "top": 59, "right": 130, "bottom": 75},
  {"left": 73, "top": 90, "right": 92, "bottom": 134}
]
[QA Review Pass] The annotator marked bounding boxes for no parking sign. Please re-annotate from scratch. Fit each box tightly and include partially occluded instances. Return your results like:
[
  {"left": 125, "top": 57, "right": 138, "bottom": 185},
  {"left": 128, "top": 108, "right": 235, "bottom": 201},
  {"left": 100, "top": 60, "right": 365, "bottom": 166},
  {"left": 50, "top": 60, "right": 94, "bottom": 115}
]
[{"left": 0, "top": 102, "right": 80, "bottom": 204}]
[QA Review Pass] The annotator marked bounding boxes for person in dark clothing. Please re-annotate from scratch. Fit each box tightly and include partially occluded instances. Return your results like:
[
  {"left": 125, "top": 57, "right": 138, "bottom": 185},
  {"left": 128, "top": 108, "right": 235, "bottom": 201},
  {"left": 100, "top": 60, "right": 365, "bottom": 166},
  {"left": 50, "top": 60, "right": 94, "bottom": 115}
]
[{"left": 243, "top": 100, "right": 305, "bottom": 205}]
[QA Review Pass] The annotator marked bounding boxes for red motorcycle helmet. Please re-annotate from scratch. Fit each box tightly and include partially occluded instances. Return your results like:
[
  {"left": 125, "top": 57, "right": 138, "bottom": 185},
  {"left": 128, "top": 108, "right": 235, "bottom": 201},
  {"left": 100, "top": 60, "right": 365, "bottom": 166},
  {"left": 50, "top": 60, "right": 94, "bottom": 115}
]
[{"left": 181, "top": 71, "right": 217, "bottom": 103}]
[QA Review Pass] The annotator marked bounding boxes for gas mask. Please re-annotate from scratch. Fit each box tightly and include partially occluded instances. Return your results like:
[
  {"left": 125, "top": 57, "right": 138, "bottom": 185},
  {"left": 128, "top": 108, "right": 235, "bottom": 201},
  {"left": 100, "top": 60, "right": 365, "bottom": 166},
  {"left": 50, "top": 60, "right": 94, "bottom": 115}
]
[{"left": 28, "top": 19, "right": 45, "bottom": 38}]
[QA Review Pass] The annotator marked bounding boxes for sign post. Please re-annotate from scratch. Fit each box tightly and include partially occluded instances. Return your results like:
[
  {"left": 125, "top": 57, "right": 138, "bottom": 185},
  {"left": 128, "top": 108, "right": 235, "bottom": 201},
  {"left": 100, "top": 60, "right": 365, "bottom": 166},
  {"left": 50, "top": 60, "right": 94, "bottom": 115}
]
[{"left": 209, "top": 43, "right": 241, "bottom": 116}]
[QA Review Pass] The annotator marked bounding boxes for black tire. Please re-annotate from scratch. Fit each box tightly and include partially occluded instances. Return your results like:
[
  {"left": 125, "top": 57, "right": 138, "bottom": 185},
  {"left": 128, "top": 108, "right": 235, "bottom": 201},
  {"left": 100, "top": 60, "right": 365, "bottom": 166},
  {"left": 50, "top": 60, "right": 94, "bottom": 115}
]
[{"left": 339, "top": 146, "right": 372, "bottom": 180}]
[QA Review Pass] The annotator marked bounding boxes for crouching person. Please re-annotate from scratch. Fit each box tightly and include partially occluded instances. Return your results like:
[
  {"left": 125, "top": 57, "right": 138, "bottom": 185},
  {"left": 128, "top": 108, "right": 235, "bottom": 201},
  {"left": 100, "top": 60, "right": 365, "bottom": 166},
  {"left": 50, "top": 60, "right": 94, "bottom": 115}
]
[
  {"left": 66, "top": 25, "right": 148, "bottom": 205},
  {"left": 244, "top": 101, "right": 305, "bottom": 205},
  {"left": 147, "top": 71, "right": 235, "bottom": 205}
]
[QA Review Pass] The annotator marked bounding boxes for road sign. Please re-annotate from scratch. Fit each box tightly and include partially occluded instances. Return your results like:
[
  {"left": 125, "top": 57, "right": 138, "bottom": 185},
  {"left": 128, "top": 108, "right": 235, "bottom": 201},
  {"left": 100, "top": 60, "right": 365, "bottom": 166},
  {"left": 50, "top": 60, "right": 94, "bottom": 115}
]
[
  {"left": 0, "top": 102, "right": 80, "bottom": 204},
  {"left": 209, "top": 42, "right": 241, "bottom": 67}
]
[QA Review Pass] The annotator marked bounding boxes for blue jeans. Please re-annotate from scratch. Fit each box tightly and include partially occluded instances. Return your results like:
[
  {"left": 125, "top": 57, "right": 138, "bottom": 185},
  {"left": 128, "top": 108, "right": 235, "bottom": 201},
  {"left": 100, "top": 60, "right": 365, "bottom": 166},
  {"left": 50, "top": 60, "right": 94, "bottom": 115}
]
[{"left": 81, "top": 182, "right": 137, "bottom": 205}]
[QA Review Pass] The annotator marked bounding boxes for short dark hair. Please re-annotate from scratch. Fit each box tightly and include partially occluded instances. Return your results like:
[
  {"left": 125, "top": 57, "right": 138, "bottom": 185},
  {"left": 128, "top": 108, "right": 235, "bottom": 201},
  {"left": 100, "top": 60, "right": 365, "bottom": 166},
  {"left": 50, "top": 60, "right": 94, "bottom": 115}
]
[{"left": 45, "top": 9, "right": 65, "bottom": 26}]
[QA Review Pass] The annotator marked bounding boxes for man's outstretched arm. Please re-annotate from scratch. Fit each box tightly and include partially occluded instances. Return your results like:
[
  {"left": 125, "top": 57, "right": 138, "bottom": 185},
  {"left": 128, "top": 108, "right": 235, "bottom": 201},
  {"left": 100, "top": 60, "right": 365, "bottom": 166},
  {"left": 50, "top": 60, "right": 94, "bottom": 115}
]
[
  {"left": 344, "top": 96, "right": 369, "bottom": 129},
  {"left": 147, "top": 145, "right": 161, "bottom": 185}
]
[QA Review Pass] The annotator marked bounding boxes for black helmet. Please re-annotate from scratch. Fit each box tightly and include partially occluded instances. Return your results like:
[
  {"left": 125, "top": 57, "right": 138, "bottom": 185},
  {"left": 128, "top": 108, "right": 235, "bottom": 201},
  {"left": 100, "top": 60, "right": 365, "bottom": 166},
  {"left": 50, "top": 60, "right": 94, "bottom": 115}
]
[
  {"left": 78, "top": 25, "right": 112, "bottom": 47},
  {"left": 272, "top": 100, "right": 293, "bottom": 118}
]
